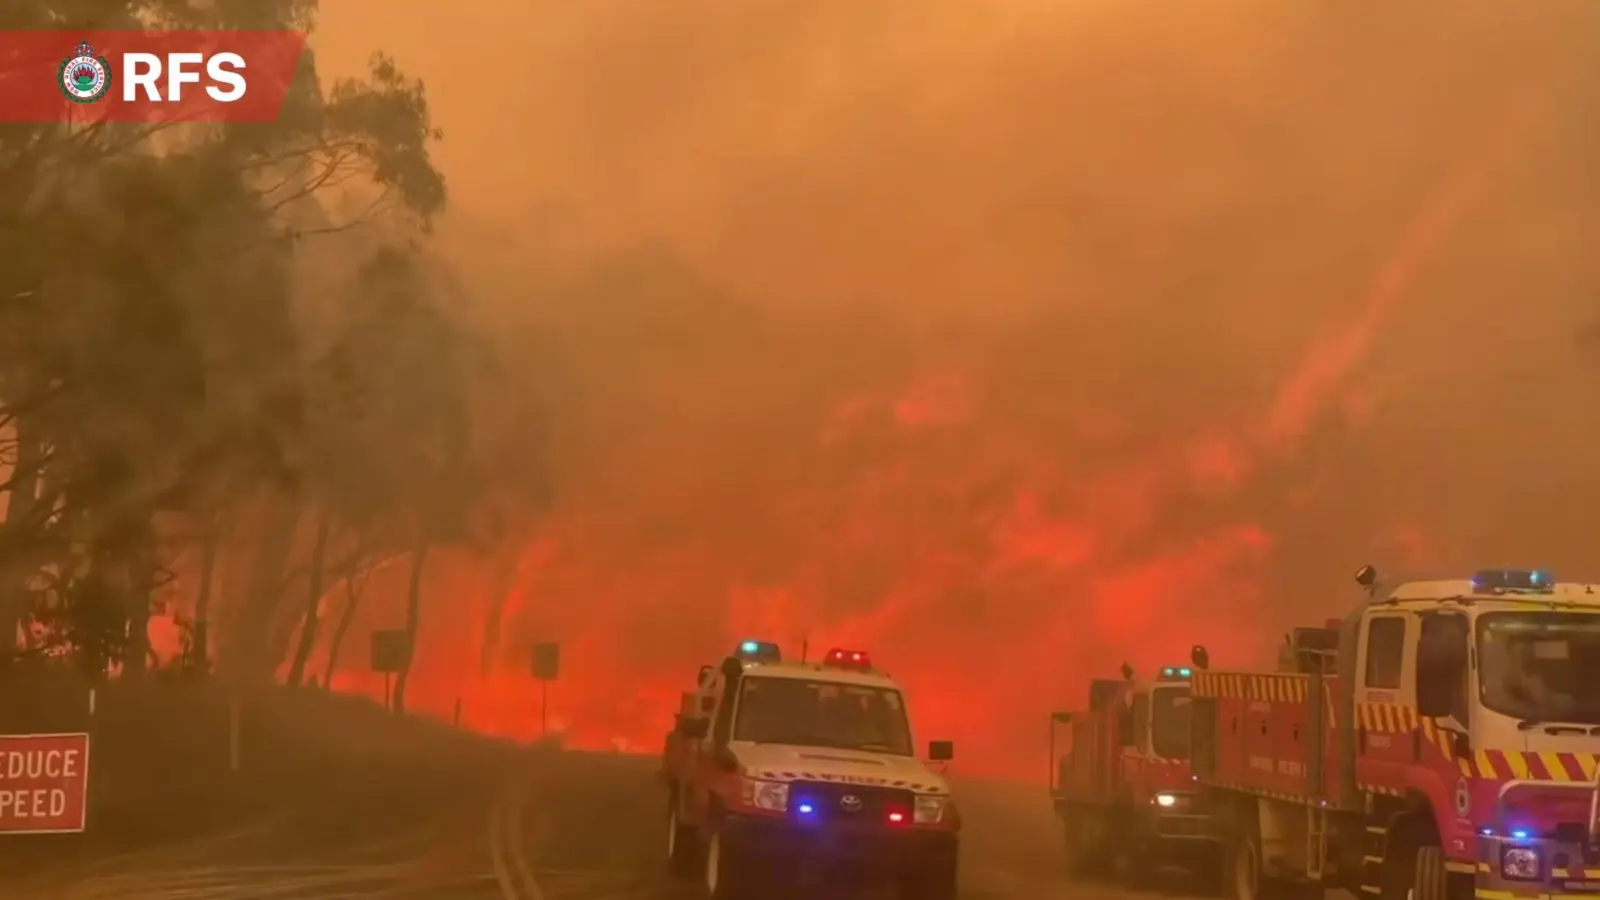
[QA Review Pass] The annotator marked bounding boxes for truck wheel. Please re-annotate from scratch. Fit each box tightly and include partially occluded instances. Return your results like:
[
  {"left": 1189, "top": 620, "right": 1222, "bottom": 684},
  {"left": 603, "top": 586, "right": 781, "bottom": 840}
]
[
  {"left": 1410, "top": 845, "right": 1448, "bottom": 900},
  {"left": 903, "top": 846, "right": 959, "bottom": 900},
  {"left": 1063, "top": 810, "right": 1108, "bottom": 877},
  {"left": 1196, "top": 847, "right": 1230, "bottom": 896},
  {"left": 1115, "top": 842, "right": 1154, "bottom": 889},
  {"left": 1230, "top": 831, "right": 1263, "bottom": 900},
  {"left": 1062, "top": 815, "right": 1087, "bottom": 875},
  {"left": 704, "top": 826, "right": 757, "bottom": 899},
  {"left": 666, "top": 792, "right": 701, "bottom": 878}
]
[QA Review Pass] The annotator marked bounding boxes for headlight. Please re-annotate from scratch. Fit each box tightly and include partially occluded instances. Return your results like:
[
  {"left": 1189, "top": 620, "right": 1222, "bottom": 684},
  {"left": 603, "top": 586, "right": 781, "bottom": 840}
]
[
  {"left": 1501, "top": 846, "right": 1541, "bottom": 881},
  {"left": 914, "top": 794, "right": 949, "bottom": 824},
  {"left": 1153, "top": 792, "right": 1179, "bottom": 809},
  {"left": 740, "top": 779, "right": 788, "bottom": 812}
]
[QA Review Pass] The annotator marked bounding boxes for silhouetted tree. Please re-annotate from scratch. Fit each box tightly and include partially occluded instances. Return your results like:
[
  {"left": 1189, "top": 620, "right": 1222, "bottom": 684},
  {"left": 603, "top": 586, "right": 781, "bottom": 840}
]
[{"left": 0, "top": 0, "right": 446, "bottom": 677}]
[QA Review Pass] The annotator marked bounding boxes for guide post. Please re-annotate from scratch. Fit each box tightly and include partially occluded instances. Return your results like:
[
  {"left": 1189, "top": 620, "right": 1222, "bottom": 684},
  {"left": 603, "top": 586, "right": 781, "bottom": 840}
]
[
  {"left": 370, "top": 629, "right": 411, "bottom": 713},
  {"left": 531, "top": 642, "right": 560, "bottom": 735}
]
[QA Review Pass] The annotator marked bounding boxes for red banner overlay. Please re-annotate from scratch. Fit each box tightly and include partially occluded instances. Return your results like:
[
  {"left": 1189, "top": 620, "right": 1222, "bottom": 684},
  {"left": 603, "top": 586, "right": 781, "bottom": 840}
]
[
  {"left": 0, "top": 733, "right": 90, "bottom": 834},
  {"left": 0, "top": 31, "right": 305, "bottom": 123}
]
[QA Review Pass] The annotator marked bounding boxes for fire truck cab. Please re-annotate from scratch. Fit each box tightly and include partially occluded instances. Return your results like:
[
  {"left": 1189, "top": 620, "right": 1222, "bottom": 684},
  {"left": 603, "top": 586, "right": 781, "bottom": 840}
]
[
  {"left": 1189, "top": 567, "right": 1600, "bottom": 900},
  {"left": 1051, "top": 663, "right": 1222, "bottom": 882},
  {"left": 661, "top": 641, "right": 960, "bottom": 900}
]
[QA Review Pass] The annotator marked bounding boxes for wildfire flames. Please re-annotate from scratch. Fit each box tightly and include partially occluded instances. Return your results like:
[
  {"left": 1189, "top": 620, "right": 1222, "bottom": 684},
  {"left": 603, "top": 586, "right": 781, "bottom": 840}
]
[{"left": 142, "top": 0, "right": 1584, "bottom": 778}]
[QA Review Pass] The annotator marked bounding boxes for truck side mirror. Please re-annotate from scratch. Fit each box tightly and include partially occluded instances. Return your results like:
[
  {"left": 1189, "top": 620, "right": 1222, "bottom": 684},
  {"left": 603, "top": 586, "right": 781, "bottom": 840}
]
[
  {"left": 1190, "top": 644, "right": 1210, "bottom": 670},
  {"left": 928, "top": 740, "right": 954, "bottom": 762},
  {"left": 677, "top": 717, "right": 709, "bottom": 739},
  {"left": 1355, "top": 564, "right": 1378, "bottom": 588},
  {"left": 697, "top": 665, "right": 714, "bottom": 685}
]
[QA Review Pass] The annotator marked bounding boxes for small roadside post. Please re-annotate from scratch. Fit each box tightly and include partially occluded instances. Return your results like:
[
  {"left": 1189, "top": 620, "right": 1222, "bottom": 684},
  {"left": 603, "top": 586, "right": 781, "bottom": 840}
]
[
  {"left": 370, "top": 630, "right": 411, "bottom": 712},
  {"left": 531, "top": 642, "right": 560, "bottom": 735}
]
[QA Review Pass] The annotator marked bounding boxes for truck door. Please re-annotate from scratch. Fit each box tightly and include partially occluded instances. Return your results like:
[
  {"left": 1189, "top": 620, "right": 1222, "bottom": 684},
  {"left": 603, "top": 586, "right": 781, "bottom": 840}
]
[
  {"left": 1122, "top": 690, "right": 1150, "bottom": 793},
  {"left": 686, "top": 671, "right": 731, "bottom": 821},
  {"left": 1089, "top": 679, "right": 1124, "bottom": 797},
  {"left": 1416, "top": 611, "right": 1470, "bottom": 758},
  {"left": 1355, "top": 612, "right": 1415, "bottom": 782}
]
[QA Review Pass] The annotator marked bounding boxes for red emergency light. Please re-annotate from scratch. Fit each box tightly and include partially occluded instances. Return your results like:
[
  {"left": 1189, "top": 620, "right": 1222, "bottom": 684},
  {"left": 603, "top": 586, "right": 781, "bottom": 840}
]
[{"left": 823, "top": 648, "right": 872, "bottom": 670}]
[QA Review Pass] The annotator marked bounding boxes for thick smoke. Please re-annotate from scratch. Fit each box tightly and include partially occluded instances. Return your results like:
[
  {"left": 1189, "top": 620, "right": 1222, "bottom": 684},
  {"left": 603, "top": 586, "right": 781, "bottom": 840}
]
[{"left": 288, "top": 0, "right": 1600, "bottom": 774}]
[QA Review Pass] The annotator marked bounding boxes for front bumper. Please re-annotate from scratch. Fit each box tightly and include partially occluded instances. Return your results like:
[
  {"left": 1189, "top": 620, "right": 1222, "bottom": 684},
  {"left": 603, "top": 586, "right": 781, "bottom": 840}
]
[
  {"left": 1150, "top": 811, "right": 1219, "bottom": 842},
  {"left": 1472, "top": 834, "right": 1600, "bottom": 898},
  {"left": 1142, "top": 792, "right": 1220, "bottom": 843},
  {"left": 720, "top": 812, "right": 958, "bottom": 876}
]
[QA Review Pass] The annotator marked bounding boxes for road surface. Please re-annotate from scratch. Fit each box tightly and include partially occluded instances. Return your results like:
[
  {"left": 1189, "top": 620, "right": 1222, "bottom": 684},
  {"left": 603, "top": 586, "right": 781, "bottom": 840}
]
[{"left": 4, "top": 743, "right": 1214, "bottom": 900}]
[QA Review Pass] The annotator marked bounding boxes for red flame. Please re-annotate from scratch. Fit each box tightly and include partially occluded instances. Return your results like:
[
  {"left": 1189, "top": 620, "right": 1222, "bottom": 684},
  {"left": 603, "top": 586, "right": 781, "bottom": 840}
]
[{"left": 142, "top": 91, "right": 1536, "bottom": 781}]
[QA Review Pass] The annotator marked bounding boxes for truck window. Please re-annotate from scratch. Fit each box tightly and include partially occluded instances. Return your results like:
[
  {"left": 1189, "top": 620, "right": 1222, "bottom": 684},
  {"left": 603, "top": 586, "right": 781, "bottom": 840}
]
[
  {"left": 1150, "top": 688, "right": 1191, "bottom": 759},
  {"left": 1365, "top": 616, "right": 1405, "bottom": 689},
  {"left": 731, "top": 676, "right": 915, "bottom": 756},
  {"left": 1477, "top": 612, "right": 1600, "bottom": 725},
  {"left": 1117, "top": 699, "right": 1135, "bottom": 747},
  {"left": 1130, "top": 692, "right": 1150, "bottom": 753},
  {"left": 708, "top": 675, "right": 734, "bottom": 744},
  {"left": 1418, "top": 613, "right": 1469, "bottom": 722}
]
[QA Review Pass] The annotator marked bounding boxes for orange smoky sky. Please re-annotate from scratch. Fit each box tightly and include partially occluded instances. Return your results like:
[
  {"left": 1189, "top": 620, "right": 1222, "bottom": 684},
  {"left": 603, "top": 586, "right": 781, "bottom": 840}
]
[{"left": 202, "top": 0, "right": 1600, "bottom": 775}]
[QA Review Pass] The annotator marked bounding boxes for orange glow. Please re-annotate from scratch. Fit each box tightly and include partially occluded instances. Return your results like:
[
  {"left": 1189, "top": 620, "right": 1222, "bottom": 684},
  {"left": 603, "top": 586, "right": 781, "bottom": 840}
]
[
  {"left": 133, "top": 1, "right": 1573, "bottom": 781},
  {"left": 276, "top": 104, "right": 1527, "bottom": 778}
]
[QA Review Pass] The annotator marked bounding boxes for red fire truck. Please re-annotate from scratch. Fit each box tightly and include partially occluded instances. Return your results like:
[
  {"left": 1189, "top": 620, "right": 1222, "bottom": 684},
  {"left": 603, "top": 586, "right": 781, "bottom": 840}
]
[
  {"left": 1189, "top": 566, "right": 1600, "bottom": 900},
  {"left": 1051, "top": 662, "right": 1224, "bottom": 883},
  {"left": 660, "top": 640, "right": 960, "bottom": 900}
]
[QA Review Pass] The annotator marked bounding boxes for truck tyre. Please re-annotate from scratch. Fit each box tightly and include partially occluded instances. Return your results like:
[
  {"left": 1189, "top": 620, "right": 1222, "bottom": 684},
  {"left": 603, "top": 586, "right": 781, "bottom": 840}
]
[
  {"left": 1063, "top": 809, "right": 1108, "bottom": 877},
  {"left": 1410, "top": 845, "right": 1449, "bottom": 900},
  {"left": 1115, "top": 839, "right": 1154, "bottom": 889},
  {"left": 666, "top": 789, "right": 701, "bottom": 878},
  {"left": 1203, "top": 851, "right": 1232, "bottom": 896},
  {"left": 704, "top": 825, "right": 758, "bottom": 900},
  {"left": 903, "top": 845, "right": 959, "bottom": 900},
  {"left": 1229, "top": 831, "right": 1263, "bottom": 900},
  {"left": 1062, "top": 814, "right": 1088, "bottom": 875}
]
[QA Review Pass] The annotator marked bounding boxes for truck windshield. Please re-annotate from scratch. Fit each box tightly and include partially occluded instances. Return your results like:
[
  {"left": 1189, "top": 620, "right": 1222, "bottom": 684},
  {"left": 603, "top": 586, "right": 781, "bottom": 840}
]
[
  {"left": 732, "top": 676, "right": 914, "bottom": 756},
  {"left": 1477, "top": 612, "right": 1600, "bottom": 725},
  {"left": 1151, "top": 686, "right": 1192, "bottom": 759}
]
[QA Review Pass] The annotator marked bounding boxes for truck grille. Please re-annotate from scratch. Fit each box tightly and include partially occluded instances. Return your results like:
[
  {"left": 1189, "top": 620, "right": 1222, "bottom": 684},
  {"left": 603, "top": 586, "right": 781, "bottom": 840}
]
[{"left": 788, "top": 781, "right": 915, "bottom": 825}]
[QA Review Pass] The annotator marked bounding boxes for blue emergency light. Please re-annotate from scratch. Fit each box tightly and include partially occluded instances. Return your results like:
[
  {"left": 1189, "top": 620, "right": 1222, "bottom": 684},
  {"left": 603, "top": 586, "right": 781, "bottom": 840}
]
[
  {"left": 1472, "top": 570, "right": 1554, "bottom": 593},
  {"left": 736, "top": 640, "right": 782, "bottom": 662},
  {"left": 1158, "top": 666, "right": 1193, "bottom": 681}
]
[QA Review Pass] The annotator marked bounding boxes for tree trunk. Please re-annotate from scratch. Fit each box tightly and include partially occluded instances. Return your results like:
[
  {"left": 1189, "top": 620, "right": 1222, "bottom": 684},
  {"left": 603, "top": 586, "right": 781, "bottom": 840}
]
[
  {"left": 227, "top": 491, "right": 301, "bottom": 681},
  {"left": 121, "top": 516, "right": 156, "bottom": 679},
  {"left": 0, "top": 430, "right": 44, "bottom": 656},
  {"left": 479, "top": 545, "right": 518, "bottom": 677},
  {"left": 192, "top": 517, "right": 220, "bottom": 668},
  {"left": 323, "top": 572, "right": 367, "bottom": 688},
  {"left": 389, "top": 534, "right": 429, "bottom": 715},
  {"left": 283, "top": 506, "right": 330, "bottom": 687}
]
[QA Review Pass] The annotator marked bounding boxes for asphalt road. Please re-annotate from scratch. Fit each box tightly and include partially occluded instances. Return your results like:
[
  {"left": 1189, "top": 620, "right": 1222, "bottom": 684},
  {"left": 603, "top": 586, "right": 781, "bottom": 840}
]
[{"left": 4, "top": 742, "right": 1216, "bottom": 900}]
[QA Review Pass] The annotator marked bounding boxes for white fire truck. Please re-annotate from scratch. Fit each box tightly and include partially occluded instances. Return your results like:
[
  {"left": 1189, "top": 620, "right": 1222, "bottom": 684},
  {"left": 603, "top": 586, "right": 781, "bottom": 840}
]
[{"left": 659, "top": 641, "right": 960, "bottom": 899}]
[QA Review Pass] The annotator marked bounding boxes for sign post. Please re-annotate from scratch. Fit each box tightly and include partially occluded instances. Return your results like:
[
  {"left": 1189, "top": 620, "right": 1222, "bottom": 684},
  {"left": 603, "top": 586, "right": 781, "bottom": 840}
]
[
  {"left": 0, "top": 733, "right": 90, "bottom": 834},
  {"left": 531, "top": 642, "right": 560, "bottom": 735},
  {"left": 370, "top": 629, "right": 411, "bottom": 713}
]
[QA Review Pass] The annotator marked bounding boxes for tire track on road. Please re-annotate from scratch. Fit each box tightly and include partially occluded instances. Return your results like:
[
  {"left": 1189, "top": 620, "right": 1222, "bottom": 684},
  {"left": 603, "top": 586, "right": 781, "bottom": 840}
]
[{"left": 489, "top": 762, "right": 543, "bottom": 900}]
